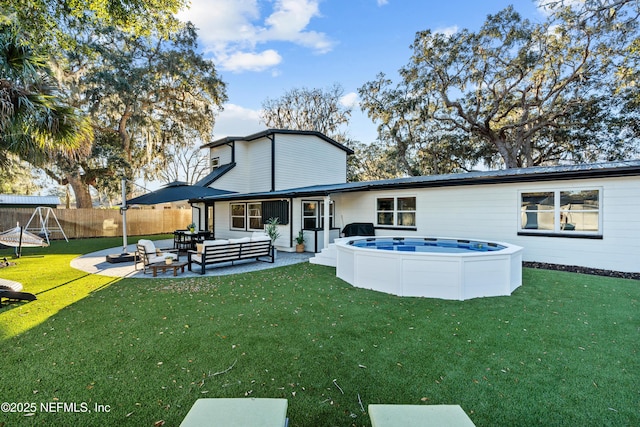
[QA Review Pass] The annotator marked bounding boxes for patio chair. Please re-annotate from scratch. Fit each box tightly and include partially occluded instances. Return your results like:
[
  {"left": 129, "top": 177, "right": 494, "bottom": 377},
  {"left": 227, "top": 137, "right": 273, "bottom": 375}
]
[{"left": 135, "top": 239, "right": 179, "bottom": 274}]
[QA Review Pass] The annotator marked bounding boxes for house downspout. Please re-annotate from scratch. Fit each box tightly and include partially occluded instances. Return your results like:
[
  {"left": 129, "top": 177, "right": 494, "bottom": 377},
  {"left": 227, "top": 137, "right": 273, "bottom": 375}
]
[{"left": 269, "top": 134, "right": 276, "bottom": 192}]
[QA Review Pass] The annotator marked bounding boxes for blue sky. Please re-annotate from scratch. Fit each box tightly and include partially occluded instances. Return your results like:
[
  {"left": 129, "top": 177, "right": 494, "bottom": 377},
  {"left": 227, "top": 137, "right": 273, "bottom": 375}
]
[{"left": 178, "top": 0, "right": 547, "bottom": 144}]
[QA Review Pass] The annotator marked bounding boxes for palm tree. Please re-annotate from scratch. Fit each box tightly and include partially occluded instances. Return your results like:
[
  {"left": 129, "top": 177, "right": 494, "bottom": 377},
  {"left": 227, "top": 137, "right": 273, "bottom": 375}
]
[{"left": 0, "top": 18, "right": 92, "bottom": 168}]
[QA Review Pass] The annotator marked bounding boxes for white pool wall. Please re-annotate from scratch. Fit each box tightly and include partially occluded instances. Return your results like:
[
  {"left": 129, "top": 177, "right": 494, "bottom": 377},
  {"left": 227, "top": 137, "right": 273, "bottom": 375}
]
[{"left": 336, "top": 237, "right": 523, "bottom": 301}]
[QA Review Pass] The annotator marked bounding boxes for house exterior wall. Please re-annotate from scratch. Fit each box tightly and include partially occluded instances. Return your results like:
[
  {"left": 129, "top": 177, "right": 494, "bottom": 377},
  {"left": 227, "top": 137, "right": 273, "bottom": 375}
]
[
  {"left": 333, "top": 176, "right": 640, "bottom": 273},
  {"left": 212, "top": 200, "right": 293, "bottom": 249},
  {"left": 207, "top": 142, "right": 251, "bottom": 193},
  {"left": 205, "top": 133, "right": 348, "bottom": 194},
  {"left": 208, "top": 144, "right": 233, "bottom": 166},
  {"left": 247, "top": 138, "right": 272, "bottom": 192},
  {"left": 274, "top": 134, "right": 347, "bottom": 189}
]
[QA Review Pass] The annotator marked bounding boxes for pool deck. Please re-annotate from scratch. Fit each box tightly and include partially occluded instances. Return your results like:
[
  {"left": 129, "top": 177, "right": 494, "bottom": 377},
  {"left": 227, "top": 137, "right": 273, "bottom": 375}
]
[{"left": 71, "top": 239, "right": 313, "bottom": 279}]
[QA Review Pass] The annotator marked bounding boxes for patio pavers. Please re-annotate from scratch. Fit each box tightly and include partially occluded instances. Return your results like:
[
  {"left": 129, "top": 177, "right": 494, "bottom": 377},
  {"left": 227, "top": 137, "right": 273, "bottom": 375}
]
[{"left": 70, "top": 239, "right": 314, "bottom": 279}]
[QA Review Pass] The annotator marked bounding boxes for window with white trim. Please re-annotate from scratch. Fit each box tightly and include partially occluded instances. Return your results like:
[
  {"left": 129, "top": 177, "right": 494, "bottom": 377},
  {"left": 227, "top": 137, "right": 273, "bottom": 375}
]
[
  {"left": 211, "top": 156, "right": 220, "bottom": 168},
  {"left": 519, "top": 189, "right": 601, "bottom": 235},
  {"left": 230, "top": 202, "right": 263, "bottom": 231},
  {"left": 376, "top": 196, "right": 416, "bottom": 228}
]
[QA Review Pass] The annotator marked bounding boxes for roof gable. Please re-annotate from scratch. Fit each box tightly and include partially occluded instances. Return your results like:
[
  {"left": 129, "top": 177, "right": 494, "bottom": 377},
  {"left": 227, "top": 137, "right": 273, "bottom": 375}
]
[{"left": 201, "top": 129, "right": 354, "bottom": 155}]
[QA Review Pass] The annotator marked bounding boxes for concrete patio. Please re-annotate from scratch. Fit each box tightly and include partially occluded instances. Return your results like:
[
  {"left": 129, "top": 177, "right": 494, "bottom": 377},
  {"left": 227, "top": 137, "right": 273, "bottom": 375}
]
[{"left": 71, "top": 239, "right": 313, "bottom": 279}]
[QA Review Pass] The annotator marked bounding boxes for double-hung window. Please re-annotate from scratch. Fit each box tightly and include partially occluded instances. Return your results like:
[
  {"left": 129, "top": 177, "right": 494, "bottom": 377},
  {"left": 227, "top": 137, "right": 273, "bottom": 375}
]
[
  {"left": 519, "top": 189, "right": 602, "bottom": 236},
  {"left": 230, "top": 202, "right": 263, "bottom": 231},
  {"left": 376, "top": 196, "right": 416, "bottom": 228}
]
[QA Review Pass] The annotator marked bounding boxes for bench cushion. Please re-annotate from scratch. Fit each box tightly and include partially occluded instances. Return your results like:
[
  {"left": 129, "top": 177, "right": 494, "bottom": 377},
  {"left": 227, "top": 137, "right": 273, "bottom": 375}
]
[
  {"left": 229, "top": 237, "right": 251, "bottom": 244},
  {"left": 197, "top": 240, "right": 229, "bottom": 253}
]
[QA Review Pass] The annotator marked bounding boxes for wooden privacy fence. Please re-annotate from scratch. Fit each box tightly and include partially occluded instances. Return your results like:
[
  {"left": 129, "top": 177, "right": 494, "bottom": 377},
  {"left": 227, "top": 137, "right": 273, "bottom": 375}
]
[{"left": 0, "top": 208, "right": 192, "bottom": 240}]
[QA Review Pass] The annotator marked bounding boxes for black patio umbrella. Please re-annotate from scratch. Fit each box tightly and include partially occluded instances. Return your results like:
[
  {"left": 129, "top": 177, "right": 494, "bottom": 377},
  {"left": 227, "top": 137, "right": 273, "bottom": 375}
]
[{"left": 127, "top": 181, "right": 233, "bottom": 205}]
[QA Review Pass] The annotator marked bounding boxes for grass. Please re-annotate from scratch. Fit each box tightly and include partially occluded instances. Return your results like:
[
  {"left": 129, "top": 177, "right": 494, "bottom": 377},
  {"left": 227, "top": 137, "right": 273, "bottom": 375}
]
[{"left": 0, "top": 238, "right": 638, "bottom": 426}]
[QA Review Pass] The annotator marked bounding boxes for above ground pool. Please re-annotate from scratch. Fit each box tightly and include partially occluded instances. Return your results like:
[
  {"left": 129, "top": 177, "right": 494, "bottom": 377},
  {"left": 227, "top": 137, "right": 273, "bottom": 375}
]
[
  {"left": 350, "top": 237, "right": 507, "bottom": 253},
  {"left": 336, "top": 237, "right": 522, "bottom": 301}
]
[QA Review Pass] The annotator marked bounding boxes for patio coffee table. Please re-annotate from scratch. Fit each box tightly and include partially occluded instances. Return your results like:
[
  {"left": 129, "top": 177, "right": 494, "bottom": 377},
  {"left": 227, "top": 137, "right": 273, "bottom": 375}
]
[{"left": 147, "top": 261, "right": 188, "bottom": 277}]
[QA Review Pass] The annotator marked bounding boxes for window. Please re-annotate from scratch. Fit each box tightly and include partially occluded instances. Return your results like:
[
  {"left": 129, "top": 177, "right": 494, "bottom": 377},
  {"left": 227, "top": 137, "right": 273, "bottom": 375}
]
[
  {"left": 230, "top": 203, "right": 245, "bottom": 230},
  {"left": 248, "top": 203, "right": 262, "bottom": 230},
  {"left": 211, "top": 156, "right": 220, "bottom": 168},
  {"left": 230, "top": 202, "right": 263, "bottom": 231},
  {"left": 376, "top": 196, "right": 416, "bottom": 228},
  {"left": 302, "top": 200, "right": 334, "bottom": 229},
  {"left": 520, "top": 189, "right": 601, "bottom": 236},
  {"left": 207, "top": 205, "right": 214, "bottom": 232},
  {"left": 303, "top": 201, "right": 318, "bottom": 229}
]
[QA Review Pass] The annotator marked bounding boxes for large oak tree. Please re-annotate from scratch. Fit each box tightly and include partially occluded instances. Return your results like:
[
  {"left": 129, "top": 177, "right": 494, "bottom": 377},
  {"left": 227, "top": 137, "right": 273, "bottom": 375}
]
[
  {"left": 360, "top": 3, "right": 640, "bottom": 173},
  {"left": 42, "top": 21, "right": 226, "bottom": 207}
]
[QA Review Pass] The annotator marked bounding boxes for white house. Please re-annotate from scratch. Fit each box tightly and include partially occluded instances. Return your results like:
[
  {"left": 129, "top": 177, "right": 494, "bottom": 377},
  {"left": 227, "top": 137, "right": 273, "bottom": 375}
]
[{"left": 189, "top": 129, "right": 640, "bottom": 274}]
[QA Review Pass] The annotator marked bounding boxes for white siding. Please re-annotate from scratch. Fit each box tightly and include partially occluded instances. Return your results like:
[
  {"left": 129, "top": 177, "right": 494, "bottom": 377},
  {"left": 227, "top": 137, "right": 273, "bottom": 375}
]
[
  {"left": 203, "top": 133, "right": 348, "bottom": 193},
  {"left": 274, "top": 134, "right": 347, "bottom": 190},
  {"left": 334, "top": 176, "right": 640, "bottom": 273},
  {"left": 209, "top": 145, "right": 233, "bottom": 166},
  {"left": 208, "top": 143, "right": 251, "bottom": 193},
  {"left": 247, "top": 138, "right": 273, "bottom": 192}
]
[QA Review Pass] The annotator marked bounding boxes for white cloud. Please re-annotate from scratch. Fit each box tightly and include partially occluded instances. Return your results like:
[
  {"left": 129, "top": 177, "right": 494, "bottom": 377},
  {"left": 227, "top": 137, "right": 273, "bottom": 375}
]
[
  {"left": 213, "top": 104, "right": 265, "bottom": 138},
  {"left": 377, "top": 0, "right": 389, "bottom": 6},
  {"left": 220, "top": 49, "right": 283, "bottom": 72},
  {"left": 536, "top": 0, "right": 583, "bottom": 16},
  {"left": 340, "top": 92, "right": 359, "bottom": 108},
  {"left": 433, "top": 25, "right": 459, "bottom": 37},
  {"left": 178, "top": 0, "right": 334, "bottom": 72}
]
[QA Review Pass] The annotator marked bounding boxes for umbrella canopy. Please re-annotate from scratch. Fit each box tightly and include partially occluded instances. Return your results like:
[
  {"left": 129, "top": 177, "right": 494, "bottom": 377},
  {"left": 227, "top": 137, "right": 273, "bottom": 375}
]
[
  {"left": 0, "top": 226, "right": 48, "bottom": 248},
  {"left": 126, "top": 181, "right": 233, "bottom": 205}
]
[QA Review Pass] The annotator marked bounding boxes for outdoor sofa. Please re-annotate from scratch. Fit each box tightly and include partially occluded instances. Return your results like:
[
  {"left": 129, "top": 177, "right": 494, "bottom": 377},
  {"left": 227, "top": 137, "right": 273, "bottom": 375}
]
[{"left": 187, "top": 235, "right": 273, "bottom": 274}]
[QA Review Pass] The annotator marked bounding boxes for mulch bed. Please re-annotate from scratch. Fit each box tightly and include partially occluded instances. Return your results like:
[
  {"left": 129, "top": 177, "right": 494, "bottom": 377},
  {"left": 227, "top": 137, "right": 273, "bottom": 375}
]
[{"left": 524, "top": 261, "right": 640, "bottom": 280}]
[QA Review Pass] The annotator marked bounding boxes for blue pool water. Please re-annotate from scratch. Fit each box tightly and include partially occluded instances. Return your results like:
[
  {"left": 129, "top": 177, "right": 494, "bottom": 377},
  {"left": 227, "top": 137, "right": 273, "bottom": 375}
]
[{"left": 349, "top": 238, "right": 506, "bottom": 253}]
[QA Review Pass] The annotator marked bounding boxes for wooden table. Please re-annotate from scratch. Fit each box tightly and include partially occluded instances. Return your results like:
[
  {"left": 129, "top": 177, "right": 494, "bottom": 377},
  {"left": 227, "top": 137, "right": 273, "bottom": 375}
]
[
  {"left": 147, "top": 261, "right": 188, "bottom": 277},
  {"left": 179, "top": 398, "right": 288, "bottom": 427}
]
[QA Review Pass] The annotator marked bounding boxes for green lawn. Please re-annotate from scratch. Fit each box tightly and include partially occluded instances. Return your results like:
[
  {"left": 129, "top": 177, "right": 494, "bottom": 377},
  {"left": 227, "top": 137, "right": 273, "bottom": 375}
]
[{"left": 1, "top": 238, "right": 638, "bottom": 426}]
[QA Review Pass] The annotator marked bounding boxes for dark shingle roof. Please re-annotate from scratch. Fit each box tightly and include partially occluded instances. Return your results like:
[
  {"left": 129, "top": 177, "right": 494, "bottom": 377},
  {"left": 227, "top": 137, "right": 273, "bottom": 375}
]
[
  {"left": 200, "top": 129, "right": 354, "bottom": 155},
  {"left": 193, "top": 163, "right": 236, "bottom": 187},
  {"left": 192, "top": 160, "right": 640, "bottom": 203}
]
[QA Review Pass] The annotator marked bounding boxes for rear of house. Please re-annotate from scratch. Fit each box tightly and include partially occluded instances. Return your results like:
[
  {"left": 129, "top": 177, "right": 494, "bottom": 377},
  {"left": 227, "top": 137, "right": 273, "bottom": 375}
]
[{"left": 189, "top": 129, "right": 640, "bottom": 274}]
